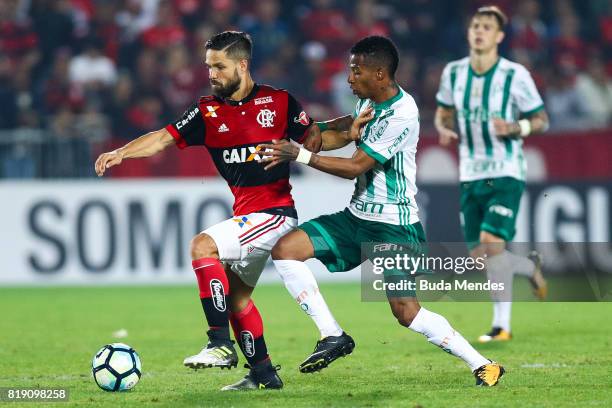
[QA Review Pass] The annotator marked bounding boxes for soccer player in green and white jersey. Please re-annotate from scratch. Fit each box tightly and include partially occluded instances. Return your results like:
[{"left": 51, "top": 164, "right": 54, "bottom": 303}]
[
  {"left": 261, "top": 36, "right": 504, "bottom": 386},
  {"left": 434, "top": 6, "right": 549, "bottom": 342}
]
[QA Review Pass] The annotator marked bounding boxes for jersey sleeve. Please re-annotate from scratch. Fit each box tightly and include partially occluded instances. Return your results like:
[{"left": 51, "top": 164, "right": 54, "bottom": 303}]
[
  {"left": 164, "top": 102, "right": 206, "bottom": 149},
  {"left": 436, "top": 63, "right": 455, "bottom": 108},
  {"left": 513, "top": 67, "right": 544, "bottom": 116},
  {"left": 286, "top": 92, "right": 313, "bottom": 143},
  {"left": 359, "top": 109, "right": 419, "bottom": 165},
  {"left": 353, "top": 98, "right": 367, "bottom": 119}
]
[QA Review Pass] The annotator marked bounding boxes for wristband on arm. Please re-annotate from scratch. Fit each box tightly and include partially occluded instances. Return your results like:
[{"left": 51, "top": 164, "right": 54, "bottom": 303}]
[
  {"left": 518, "top": 119, "right": 531, "bottom": 137},
  {"left": 296, "top": 148, "right": 312, "bottom": 164}
]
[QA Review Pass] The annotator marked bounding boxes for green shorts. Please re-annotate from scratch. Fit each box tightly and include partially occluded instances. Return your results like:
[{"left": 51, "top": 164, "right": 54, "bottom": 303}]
[
  {"left": 299, "top": 208, "right": 426, "bottom": 297},
  {"left": 460, "top": 177, "right": 524, "bottom": 249}
]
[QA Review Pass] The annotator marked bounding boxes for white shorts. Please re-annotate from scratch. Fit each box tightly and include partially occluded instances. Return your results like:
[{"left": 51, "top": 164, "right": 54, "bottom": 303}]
[{"left": 203, "top": 213, "right": 297, "bottom": 287}]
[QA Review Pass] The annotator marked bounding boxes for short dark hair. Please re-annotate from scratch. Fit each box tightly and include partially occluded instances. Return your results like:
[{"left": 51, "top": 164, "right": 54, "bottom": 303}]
[
  {"left": 474, "top": 5, "right": 508, "bottom": 31},
  {"left": 205, "top": 31, "right": 252, "bottom": 61},
  {"left": 350, "top": 36, "right": 399, "bottom": 76}
]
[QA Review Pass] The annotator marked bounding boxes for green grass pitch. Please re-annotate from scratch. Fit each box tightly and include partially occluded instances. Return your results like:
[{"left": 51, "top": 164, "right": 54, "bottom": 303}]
[{"left": 1, "top": 283, "right": 611, "bottom": 407}]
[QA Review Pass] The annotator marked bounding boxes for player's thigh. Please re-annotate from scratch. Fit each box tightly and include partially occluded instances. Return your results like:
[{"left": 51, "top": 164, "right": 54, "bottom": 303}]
[
  {"left": 460, "top": 181, "right": 485, "bottom": 250},
  {"left": 203, "top": 213, "right": 294, "bottom": 262},
  {"left": 360, "top": 220, "right": 426, "bottom": 298},
  {"left": 298, "top": 209, "right": 362, "bottom": 272},
  {"left": 228, "top": 213, "right": 297, "bottom": 287},
  {"left": 481, "top": 177, "right": 524, "bottom": 242},
  {"left": 201, "top": 217, "right": 244, "bottom": 262}
]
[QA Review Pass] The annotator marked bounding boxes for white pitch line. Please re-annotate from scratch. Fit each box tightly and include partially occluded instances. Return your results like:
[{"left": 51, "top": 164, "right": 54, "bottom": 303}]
[{"left": 520, "top": 363, "right": 570, "bottom": 368}]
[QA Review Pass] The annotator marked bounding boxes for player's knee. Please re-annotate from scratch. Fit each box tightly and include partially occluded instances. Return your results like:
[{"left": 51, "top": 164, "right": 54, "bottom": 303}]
[
  {"left": 478, "top": 231, "right": 505, "bottom": 256},
  {"left": 271, "top": 235, "right": 299, "bottom": 261},
  {"left": 190, "top": 233, "right": 219, "bottom": 260},
  {"left": 271, "top": 239, "right": 287, "bottom": 260},
  {"left": 390, "top": 299, "right": 420, "bottom": 327},
  {"left": 272, "top": 230, "right": 313, "bottom": 261},
  {"left": 228, "top": 294, "right": 251, "bottom": 314}
]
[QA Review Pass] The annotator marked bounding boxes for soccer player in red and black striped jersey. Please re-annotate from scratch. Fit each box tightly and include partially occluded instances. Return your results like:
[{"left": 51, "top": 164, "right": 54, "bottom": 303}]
[{"left": 94, "top": 31, "right": 333, "bottom": 391}]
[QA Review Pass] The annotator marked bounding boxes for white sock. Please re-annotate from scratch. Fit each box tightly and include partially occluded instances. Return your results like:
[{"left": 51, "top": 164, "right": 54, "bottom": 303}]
[
  {"left": 504, "top": 250, "right": 535, "bottom": 277},
  {"left": 485, "top": 252, "right": 513, "bottom": 301},
  {"left": 409, "top": 307, "right": 489, "bottom": 372},
  {"left": 486, "top": 252, "right": 514, "bottom": 331},
  {"left": 273, "top": 259, "right": 343, "bottom": 337},
  {"left": 492, "top": 301, "right": 512, "bottom": 332}
]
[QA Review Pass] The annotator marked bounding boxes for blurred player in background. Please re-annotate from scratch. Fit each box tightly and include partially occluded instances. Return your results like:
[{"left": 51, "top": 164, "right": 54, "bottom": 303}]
[
  {"left": 95, "top": 31, "right": 322, "bottom": 390},
  {"left": 434, "top": 6, "right": 549, "bottom": 342},
  {"left": 262, "top": 36, "right": 504, "bottom": 386}
]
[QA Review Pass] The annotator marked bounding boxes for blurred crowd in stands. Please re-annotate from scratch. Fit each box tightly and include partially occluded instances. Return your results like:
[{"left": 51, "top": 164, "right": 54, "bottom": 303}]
[{"left": 0, "top": 0, "right": 611, "bottom": 178}]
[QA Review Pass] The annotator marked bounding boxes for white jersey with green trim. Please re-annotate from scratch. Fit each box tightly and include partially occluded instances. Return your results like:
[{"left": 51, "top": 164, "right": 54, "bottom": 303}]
[
  {"left": 349, "top": 87, "right": 420, "bottom": 226},
  {"left": 436, "top": 57, "right": 544, "bottom": 182}
]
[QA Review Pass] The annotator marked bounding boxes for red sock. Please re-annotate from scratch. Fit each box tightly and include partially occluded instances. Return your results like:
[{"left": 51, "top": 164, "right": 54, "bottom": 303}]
[
  {"left": 231, "top": 300, "right": 269, "bottom": 366},
  {"left": 192, "top": 257, "right": 230, "bottom": 340}
]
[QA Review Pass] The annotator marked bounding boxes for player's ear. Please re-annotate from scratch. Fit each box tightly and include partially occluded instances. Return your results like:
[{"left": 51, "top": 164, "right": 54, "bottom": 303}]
[
  {"left": 376, "top": 68, "right": 385, "bottom": 81},
  {"left": 239, "top": 58, "right": 249, "bottom": 73},
  {"left": 496, "top": 31, "right": 505, "bottom": 45}
]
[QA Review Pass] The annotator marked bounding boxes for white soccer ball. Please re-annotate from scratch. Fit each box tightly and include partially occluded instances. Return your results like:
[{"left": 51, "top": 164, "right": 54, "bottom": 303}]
[{"left": 92, "top": 343, "right": 142, "bottom": 391}]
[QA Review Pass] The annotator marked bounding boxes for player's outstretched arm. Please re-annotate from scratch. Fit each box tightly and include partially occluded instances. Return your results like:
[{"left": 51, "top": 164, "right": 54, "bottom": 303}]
[
  {"left": 260, "top": 139, "right": 376, "bottom": 179},
  {"left": 260, "top": 108, "right": 376, "bottom": 179},
  {"left": 94, "top": 128, "right": 175, "bottom": 176},
  {"left": 434, "top": 106, "right": 458, "bottom": 147},
  {"left": 493, "top": 109, "right": 550, "bottom": 138}
]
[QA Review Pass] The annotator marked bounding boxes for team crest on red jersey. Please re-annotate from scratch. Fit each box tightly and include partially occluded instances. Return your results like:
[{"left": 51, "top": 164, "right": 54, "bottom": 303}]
[
  {"left": 257, "top": 109, "right": 276, "bottom": 128},
  {"left": 294, "top": 111, "right": 310, "bottom": 126}
]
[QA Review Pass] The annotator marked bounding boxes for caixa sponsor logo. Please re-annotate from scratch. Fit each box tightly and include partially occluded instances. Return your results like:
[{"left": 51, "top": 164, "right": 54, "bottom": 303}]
[
  {"left": 223, "top": 146, "right": 269, "bottom": 164},
  {"left": 209, "top": 279, "right": 226, "bottom": 311},
  {"left": 240, "top": 330, "right": 255, "bottom": 357}
]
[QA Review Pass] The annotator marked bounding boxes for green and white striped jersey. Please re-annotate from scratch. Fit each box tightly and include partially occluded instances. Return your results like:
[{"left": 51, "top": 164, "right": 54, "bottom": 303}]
[
  {"left": 436, "top": 57, "right": 544, "bottom": 182},
  {"left": 350, "top": 87, "right": 420, "bottom": 226}
]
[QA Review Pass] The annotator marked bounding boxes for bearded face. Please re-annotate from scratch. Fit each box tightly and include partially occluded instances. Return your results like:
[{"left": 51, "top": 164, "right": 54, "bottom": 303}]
[{"left": 210, "top": 67, "right": 241, "bottom": 98}]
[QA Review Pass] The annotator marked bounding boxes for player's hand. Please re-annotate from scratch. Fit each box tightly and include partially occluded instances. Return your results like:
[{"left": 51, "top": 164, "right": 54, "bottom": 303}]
[
  {"left": 348, "top": 106, "right": 374, "bottom": 141},
  {"left": 493, "top": 118, "right": 520, "bottom": 139},
  {"left": 302, "top": 124, "right": 322, "bottom": 153},
  {"left": 258, "top": 139, "right": 300, "bottom": 171},
  {"left": 95, "top": 150, "right": 124, "bottom": 176},
  {"left": 438, "top": 128, "right": 459, "bottom": 147}
]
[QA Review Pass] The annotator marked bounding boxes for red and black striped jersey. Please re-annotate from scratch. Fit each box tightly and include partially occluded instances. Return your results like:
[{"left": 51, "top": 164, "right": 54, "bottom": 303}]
[{"left": 165, "top": 84, "right": 312, "bottom": 216}]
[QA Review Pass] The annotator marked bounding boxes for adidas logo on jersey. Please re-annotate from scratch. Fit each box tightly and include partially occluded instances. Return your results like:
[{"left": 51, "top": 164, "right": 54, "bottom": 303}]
[{"left": 218, "top": 123, "right": 229, "bottom": 132}]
